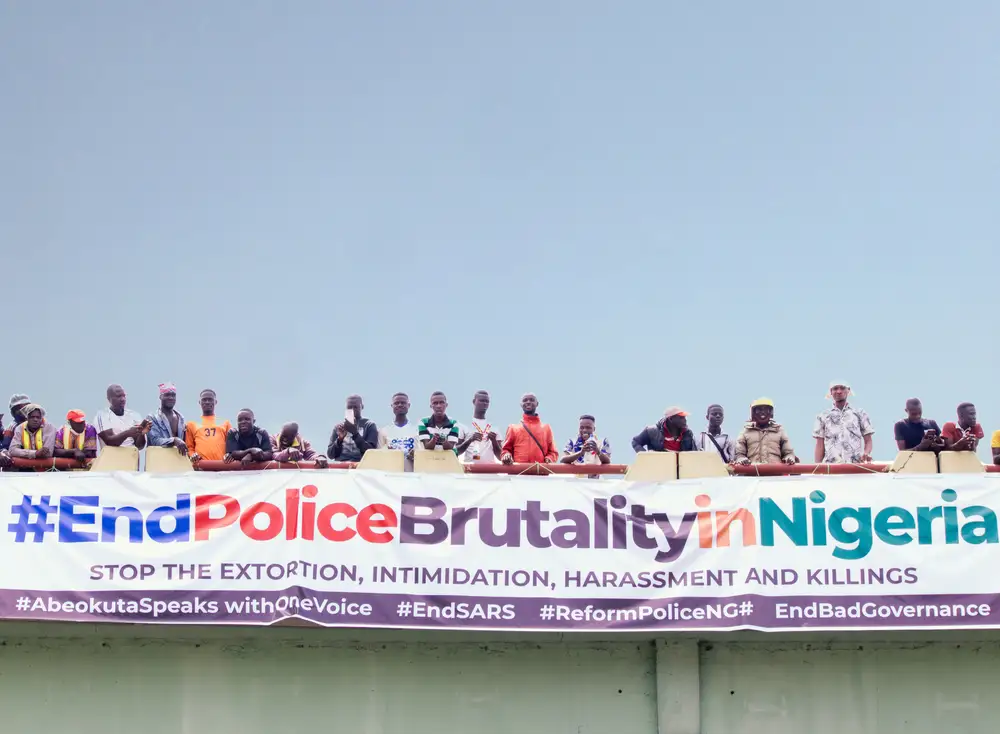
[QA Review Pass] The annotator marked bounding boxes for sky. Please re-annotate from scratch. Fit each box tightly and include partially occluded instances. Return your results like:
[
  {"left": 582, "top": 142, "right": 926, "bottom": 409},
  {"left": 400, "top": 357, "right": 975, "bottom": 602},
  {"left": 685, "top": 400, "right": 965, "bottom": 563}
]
[{"left": 2, "top": 1, "right": 998, "bottom": 462}]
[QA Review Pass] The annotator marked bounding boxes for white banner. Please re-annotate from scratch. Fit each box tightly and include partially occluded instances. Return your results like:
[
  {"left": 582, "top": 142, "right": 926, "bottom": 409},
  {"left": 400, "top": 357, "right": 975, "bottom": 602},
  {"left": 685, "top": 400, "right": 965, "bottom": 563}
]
[{"left": 1, "top": 470, "right": 998, "bottom": 631}]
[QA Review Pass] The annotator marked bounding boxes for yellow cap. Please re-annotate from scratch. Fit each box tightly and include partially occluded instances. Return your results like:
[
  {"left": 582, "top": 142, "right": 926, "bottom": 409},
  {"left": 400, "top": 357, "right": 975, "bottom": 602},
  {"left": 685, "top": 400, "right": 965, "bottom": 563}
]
[{"left": 750, "top": 397, "right": 774, "bottom": 408}]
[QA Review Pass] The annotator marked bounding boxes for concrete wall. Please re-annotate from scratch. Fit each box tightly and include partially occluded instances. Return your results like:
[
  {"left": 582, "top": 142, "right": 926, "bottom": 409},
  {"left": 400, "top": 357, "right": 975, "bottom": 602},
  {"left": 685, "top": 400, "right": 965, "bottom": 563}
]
[{"left": 2, "top": 624, "right": 998, "bottom": 733}]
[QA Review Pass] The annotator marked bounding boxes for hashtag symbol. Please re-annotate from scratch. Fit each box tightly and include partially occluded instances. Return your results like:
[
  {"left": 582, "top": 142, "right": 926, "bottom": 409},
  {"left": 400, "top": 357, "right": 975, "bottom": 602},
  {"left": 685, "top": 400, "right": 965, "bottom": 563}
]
[
  {"left": 15, "top": 597, "right": 31, "bottom": 611},
  {"left": 8, "top": 495, "right": 56, "bottom": 542},
  {"left": 539, "top": 604, "right": 555, "bottom": 620},
  {"left": 739, "top": 600, "right": 754, "bottom": 616},
  {"left": 396, "top": 601, "right": 412, "bottom": 617}
]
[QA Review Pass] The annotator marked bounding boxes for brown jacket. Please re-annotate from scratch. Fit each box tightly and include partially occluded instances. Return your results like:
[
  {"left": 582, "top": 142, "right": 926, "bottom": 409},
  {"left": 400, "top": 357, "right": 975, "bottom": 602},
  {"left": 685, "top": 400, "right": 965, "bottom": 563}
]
[{"left": 735, "top": 422, "right": 795, "bottom": 464}]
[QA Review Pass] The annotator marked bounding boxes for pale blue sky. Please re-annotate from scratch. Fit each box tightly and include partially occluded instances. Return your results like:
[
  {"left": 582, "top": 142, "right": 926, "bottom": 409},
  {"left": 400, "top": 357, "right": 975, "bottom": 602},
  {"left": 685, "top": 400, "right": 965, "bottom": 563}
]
[{"left": 3, "top": 1, "right": 997, "bottom": 460}]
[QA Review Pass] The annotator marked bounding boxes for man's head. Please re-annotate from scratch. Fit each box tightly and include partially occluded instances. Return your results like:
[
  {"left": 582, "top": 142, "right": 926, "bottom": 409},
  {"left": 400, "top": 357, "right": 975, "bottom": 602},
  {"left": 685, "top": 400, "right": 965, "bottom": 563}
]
[
  {"left": 750, "top": 398, "right": 774, "bottom": 428},
  {"left": 159, "top": 383, "right": 177, "bottom": 410},
  {"left": 521, "top": 393, "right": 538, "bottom": 416},
  {"left": 199, "top": 389, "right": 217, "bottom": 416},
  {"left": 66, "top": 409, "right": 87, "bottom": 433},
  {"left": 664, "top": 407, "right": 688, "bottom": 433},
  {"left": 346, "top": 395, "right": 363, "bottom": 421},
  {"left": 828, "top": 381, "right": 851, "bottom": 404},
  {"left": 579, "top": 415, "right": 596, "bottom": 440},
  {"left": 237, "top": 409, "right": 255, "bottom": 434},
  {"left": 706, "top": 404, "right": 724, "bottom": 430},
  {"left": 430, "top": 392, "right": 448, "bottom": 418},
  {"left": 280, "top": 422, "right": 299, "bottom": 443},
  {"left": 957, "top": 402, "right": 977, "bottom": 428},
  {"left": 473, "top": 390, "right": 490, "bottom": 414},
  {"left": 106, "top": 384, "right": 127, "bottom": 412},
  {"left": 905, "top": 398, "right": 923, "bottom": 421},
  {"left": 23, "top": 405, "right": 44, "bottom": 431},
  {"left": 391, "top": 393, "right": 410, "bottom": 418},
  {"left": 8, "top": 394, "right": 30, "bottom": 423}
]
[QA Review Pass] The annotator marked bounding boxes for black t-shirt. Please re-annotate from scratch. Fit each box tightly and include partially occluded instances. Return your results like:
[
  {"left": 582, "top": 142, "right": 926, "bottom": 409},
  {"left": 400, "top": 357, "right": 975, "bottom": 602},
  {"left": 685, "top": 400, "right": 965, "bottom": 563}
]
[
  {"left": 225, "top": 427, "right": 271, "bottom": 453},
  {"left": 893, "top": 419, "right": 940, "bottom": 449}
]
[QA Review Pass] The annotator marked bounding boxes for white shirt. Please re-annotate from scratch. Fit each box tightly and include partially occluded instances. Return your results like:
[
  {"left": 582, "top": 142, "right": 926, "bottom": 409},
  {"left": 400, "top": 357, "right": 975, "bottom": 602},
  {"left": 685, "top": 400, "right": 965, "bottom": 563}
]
[
  {"left": 94, "top": 408, "right": 143, "bottom": 450},
  {"left": 378, "top": 421, "right": 418, "bottom": 472},
  {"left": 457, "top": 418, "right": 500, "bottom": 464}
]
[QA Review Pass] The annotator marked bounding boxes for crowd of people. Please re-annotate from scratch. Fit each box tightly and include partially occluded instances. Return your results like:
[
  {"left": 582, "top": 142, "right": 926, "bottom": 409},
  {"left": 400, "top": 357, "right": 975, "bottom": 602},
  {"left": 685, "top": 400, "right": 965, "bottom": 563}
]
[{"left": 0, "top": 381, "right": 998, "bottom": 471}]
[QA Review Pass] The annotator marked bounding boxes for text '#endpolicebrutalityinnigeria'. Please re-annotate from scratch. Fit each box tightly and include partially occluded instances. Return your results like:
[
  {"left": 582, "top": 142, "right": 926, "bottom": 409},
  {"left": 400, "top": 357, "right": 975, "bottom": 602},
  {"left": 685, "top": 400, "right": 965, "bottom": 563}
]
[{"left": 7, "top": 486, "right": 997, "bottom": 562}]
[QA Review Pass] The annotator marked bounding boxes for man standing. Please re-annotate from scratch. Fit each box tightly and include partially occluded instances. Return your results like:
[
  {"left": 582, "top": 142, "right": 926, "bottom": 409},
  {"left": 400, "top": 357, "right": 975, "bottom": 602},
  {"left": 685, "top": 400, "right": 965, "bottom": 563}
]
[
  {"left": 224, "top": 409, "right": 273, "bottom": 466},
  {"left": 500, "top": 393, "right": 558, "bottom": 465},
  {"left": 456, "top": 390, "right": 502, "bottom": 464},
  {"left": 185, "top": 389, "right": 231, "bottom": 463},
  {"left": 698, "top": 404, "right": 734, "bottom": 463},
  {"left": 54, "top": 409, "right": 99, "bottom": 465},
  {"left": 632, "top": 408, "right": 700, "bottom": 452},
  {"left": 560, "top": 414, "right": 611, "bottom": 477},
  {"left": 95, "top": 384, "right": 149, "bottom": 451},
  {"left": 8, "top": 403, "right": 56, "bottom": 460},
  {"left": 941, "top": 403, "right": 984, "bottom": 453},
  {"left": 1, "top": 394, "right": 31, "bottom": 450},
  {"left": 378, "top": 392, "right": 418, "bottom": 470},
  {"left": 734, "top": 398, "right": 797, "bottom": 465},
  {"left": 147, "top": 383, "right": 187, "bottom": 454},
  {"left": 271, "top": 422, "right": 328, "bottom": 467},
  {"left": 813, "top": 381, "right": 874, "bottom": 464},
  {"left": 0, "top": 393, "right": 31, "bottom": 466},
  {"left": 328, "top": 395, "right": 378, "bottom": 462},
  {"left": 893, "top": 398, "right": 943, "bottom": 452},
  {"left": 418, "top": 392, "right": 460, "bottom": 452}
]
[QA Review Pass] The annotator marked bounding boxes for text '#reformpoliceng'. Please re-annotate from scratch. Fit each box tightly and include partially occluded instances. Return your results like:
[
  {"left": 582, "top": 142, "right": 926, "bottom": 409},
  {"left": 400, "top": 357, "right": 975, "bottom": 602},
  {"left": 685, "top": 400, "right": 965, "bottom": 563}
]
[{"left": 7, "top": 486, "right": 997, "bottom": 562}]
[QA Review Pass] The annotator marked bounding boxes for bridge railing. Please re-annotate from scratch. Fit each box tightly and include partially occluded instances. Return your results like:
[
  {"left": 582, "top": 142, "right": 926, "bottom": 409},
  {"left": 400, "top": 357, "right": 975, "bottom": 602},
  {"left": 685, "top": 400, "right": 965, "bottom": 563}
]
[{"left": 3, "top": 447, "right": 998, "bottom": 478}]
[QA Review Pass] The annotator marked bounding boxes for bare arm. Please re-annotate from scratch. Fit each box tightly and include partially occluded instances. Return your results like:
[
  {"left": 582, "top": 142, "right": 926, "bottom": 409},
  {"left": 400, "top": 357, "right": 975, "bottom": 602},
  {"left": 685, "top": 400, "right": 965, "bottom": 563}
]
[{"left": 814, "top": 437, "right": 824, "bottom": 463}]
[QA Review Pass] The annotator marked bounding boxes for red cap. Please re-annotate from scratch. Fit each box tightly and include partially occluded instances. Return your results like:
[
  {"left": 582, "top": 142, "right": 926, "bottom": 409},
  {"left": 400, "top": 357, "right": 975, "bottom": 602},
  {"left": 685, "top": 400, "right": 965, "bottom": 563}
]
[{"left": 66, "top": 409, "right": 86, "bottom": 423}]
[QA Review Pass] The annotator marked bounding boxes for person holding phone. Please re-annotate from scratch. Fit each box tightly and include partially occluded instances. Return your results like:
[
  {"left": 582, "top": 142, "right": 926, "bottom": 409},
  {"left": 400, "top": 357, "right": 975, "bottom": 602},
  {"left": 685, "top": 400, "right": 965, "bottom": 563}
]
[
  {"left": 328, "top": 394, "right": 378, "bottom": 462},
  {"left": 418, "top": 392, "right": 461, "bottom": 453},
  {"left": 94, "top": 384, "right": 149, "bottom": 451},
  {"left": 941, "top": 403, "right": 984, "bottom": 453},
  {"left": 893, "top": 398, "right": 943, "bottom": 452},
  {"left": 560, "top": 414, "right": 611, "bottom": 478}
]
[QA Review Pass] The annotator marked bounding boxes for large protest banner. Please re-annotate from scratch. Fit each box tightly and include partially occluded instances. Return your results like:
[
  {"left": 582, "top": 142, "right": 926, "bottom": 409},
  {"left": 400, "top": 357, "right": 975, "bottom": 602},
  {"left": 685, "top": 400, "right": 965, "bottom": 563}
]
[{"left": 1, "top": 470, "right": 998, "bottom": 631}]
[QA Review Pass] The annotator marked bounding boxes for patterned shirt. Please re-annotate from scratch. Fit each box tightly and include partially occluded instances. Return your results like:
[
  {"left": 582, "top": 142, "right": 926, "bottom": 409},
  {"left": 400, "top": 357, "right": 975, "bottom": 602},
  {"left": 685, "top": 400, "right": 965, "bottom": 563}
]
[
  {"left": 812, "top": 404, "right": 875, "bottom": 463},
  {"left": 54, "top": 424, "right": 99, "bottom": 456},
  {"left": 563, "top": 436, "right": 612, "bottom": 464}
]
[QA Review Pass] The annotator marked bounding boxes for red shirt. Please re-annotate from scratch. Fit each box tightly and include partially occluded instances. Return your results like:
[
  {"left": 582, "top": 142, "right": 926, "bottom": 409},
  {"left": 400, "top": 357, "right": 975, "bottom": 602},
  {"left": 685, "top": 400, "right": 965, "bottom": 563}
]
[
  {"left": 941, "top": 422, "right": 984, "bottom": 442},
  {"left": 663, "top": 436, "right": 682, "bottom": 451}
]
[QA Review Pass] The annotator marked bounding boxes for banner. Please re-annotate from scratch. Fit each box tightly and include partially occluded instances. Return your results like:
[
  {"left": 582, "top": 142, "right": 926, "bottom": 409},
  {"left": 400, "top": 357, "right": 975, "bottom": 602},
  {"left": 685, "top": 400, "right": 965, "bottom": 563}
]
[{"left": 2, "top": 470, "right": 999, "bottom": 631}]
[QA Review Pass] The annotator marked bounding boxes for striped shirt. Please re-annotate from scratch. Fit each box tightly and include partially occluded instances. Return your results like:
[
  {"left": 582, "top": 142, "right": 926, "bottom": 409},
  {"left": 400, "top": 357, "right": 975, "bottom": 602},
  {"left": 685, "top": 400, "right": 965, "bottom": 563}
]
[{"left": 418, "top": 416, "right": 460, "bottom": 451}]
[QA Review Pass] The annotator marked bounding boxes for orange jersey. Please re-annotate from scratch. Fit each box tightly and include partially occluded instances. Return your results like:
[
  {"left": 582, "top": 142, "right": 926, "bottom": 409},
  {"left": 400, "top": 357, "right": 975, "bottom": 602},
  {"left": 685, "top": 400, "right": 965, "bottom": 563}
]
[{"left": 185, "top": 415, "right": 232, "bottom": 460}]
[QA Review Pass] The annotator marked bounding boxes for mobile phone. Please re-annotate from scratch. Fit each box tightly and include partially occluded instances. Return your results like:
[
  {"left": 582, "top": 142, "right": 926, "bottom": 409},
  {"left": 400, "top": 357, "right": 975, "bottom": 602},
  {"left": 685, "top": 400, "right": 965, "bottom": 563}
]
[{"left": 344, "top": 410, "right": 355, "bottom": 424}]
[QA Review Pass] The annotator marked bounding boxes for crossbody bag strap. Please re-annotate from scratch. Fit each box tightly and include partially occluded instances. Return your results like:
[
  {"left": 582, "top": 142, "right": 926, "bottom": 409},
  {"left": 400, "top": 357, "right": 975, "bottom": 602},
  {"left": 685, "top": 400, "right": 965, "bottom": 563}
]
[{"left": 521, "top": 421, "right": 547, "bottom": 456}]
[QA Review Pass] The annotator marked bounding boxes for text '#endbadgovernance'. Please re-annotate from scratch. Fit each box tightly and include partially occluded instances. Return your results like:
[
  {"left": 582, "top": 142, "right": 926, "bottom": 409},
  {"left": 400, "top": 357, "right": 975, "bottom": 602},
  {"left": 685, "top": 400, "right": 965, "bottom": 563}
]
[{"left": 8, "top": 487, "right": 997, "bottom": 562}]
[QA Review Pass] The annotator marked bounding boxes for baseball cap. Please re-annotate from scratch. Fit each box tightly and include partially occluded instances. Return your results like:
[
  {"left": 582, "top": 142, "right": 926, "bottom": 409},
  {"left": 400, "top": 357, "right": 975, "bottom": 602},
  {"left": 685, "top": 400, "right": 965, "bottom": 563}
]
[
  {"left": 66, "top": 409, "right": 87, "bottom": 423},
  {"left": 8, "top": 393, "right": 29, "bottom": 410},
  {"left": 664, "top": 406, "right": 689, "bottom": 418}
]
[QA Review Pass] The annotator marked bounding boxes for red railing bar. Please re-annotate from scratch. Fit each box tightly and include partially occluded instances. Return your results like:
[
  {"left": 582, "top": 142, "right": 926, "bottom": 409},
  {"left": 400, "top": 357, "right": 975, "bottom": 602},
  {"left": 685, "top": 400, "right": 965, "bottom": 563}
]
[
  {"left": 193, "top": 460, "right": 356, "bottom": 471},
  {"left": 465, "top": 463, "right": 629, "bottom": 475},
  {"left": 729, "top": 462, "right": 890, "bottom": 476},
  {"left": 2, "top": 457, "right": 93, "bottom": 472},
  {"left": 5, "top": 457, "right": 997, "bottom": 475}
]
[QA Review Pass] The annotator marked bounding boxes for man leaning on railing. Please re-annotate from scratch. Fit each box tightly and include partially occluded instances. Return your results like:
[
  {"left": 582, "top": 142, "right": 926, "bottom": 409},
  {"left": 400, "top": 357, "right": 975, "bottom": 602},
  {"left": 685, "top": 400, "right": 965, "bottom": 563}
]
[{"left": 734, "top": 398, "right": 797, "bottom": 466}]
